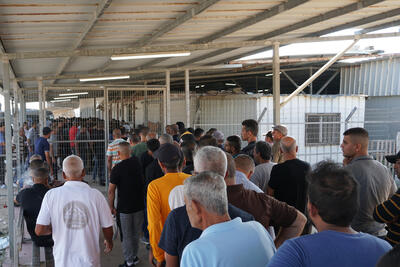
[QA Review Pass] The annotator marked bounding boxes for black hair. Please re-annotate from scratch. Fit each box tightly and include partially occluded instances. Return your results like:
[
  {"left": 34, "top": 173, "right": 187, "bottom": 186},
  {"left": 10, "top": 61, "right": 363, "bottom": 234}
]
[
  {"left": 32, "top": 167, "right": 49, "bottom": 181},
  {"left": 176, "top": 121, "right": 185, "bottom": 130},
  {"left": 129, "top": 133, "right": 140, "bottom": 143},
  {"left": 181, "top": 140, "right": 197, "bottom": 162},
  {"left": 308, "top": 161, "right": 359, "bottom": 227},
  {"left": 147, "top": 139, "right": 160, "bottom": 152},
  {"left": 198, "top": 135, "right": 217, "bottom": 147},
  {"left": 42, "top": 127, "right": 51, "bottom": 136},
  {"left": 266, "top": 131, "right": 273, "bottom": 140},
  {"left": 255, "top": 141, "right": 271, "bottom": 160},
  {"left": 187, "top": 127, "right": 195, "bottom": 134},
  {"left": 194, "top": 128, "right": 204, "bottom": 138},
  {"left": 181, "top": 133, "right": 196, "bottom": 143},
  {"left": 376, "top": 244, "right": 400, "bottom": 267},
  {"left": 343, "top": 127, "right": 369, "bottom": 139},
  {"left": 226, "top": 135, "right": 241, "bottom": 153},
  {"left": 242, "top": 119, "right": 258, "bottom": 136}
]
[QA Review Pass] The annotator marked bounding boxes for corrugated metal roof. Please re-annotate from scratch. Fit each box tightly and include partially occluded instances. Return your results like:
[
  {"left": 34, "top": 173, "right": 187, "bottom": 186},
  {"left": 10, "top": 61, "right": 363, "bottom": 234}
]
[{"left": 0, "top": 0, "right": 399, "bottom": 87}]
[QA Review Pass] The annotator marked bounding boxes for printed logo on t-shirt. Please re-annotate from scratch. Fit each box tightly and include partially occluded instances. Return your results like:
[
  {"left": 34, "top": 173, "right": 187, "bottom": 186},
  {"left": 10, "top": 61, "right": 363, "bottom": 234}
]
[{"left": 63, "top": 201, "right": 89, "bottom": 229}]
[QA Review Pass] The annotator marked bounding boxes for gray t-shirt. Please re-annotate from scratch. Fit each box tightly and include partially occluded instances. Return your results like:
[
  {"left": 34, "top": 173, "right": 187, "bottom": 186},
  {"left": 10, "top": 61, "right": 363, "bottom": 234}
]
[
  {"left": 235, "top": 171, "right": 263, "bottom": 193},
  {"left": 345, "top": 155, "right": 397, "bottom": 236},
  {"left": 250, "top": 162, "right": 276, "bottom": 192}
]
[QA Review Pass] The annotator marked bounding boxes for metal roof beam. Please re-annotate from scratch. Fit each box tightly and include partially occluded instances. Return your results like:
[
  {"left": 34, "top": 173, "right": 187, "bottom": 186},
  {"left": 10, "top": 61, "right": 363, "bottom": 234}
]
[
  {"left": 180, "top": 0, "right": 386, "bottom": 66},
  {"left": 0, "top": 38, "right": 21, "bottom": 93},
  {"left": 6, "top": 32, "right": 400, "bottom": 60},
  {"left": 50, "top": 0, "right": 113, "bottom": 84},
  {"left": 96, "top": 0, "right": 221, "bottom": 72},
  {"left": 356, "top": 19, "right": 400, "bottom": 34},
  {"left": 138, "top": 0, "right": 309, "bottom": 69}
]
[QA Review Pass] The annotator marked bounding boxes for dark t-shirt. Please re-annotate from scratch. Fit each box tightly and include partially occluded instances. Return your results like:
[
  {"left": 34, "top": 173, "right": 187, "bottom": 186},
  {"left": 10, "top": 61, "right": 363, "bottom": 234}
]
[
  {"left": 145, "top": 159, "right": 164, "bottom": 187},
  {"left": 240, "top": 141, "right": 256, "bottom": 158},
  {"left": 140, "top": 152, "right": 154, "bottom": 174},
  {"left": 268, "top": 159, "right": 311, "bottom": 213},
  {"left": 182, "top": 162, "right": 194, "bottom": 175},
  {"left": 227, "top": 184, "right": 297, "bottom": 229},
  {"left": 110, "top": 156, "right": 145, "bottom": 213},
  {"left": 158, "top": 204, "right": 254, "bottom": 262},
  {"left": 16, "top": 184, "right": 53, "bottom": 247},
  {"left": 34, "top": 137, "right": 49, "bottom": 161}
]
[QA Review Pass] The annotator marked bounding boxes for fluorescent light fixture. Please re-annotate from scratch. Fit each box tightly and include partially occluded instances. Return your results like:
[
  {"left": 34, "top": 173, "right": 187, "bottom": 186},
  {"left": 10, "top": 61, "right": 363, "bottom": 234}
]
[
  {"left": 111, "top": 52, "right": 191, "bottom": 60},
  {"left": 50, "top": 99, "right": 71, "bottom": 103},
  {"left": 211, "top": 64, "right": 243, "bottom": 69},
  {"left": 225, "top": 83, "right": 237, "bottom": 86},
  {"left": 200, "top": 85, "right": 205, "bottom": 88},
  {"left": 54, "top": 96, "right": 78, "bottom": 100},
  {"left": 195, "top": 85, "right": 200, "bottom": 89},
  {"left": 59, "top": 92, "right": 89, "bottom": 96},
  {"left": 80, "top": 76, "right": 130, "bottom": 82},
  {"left": 339, "top": 57, "right": 378, "bottom": 64}
]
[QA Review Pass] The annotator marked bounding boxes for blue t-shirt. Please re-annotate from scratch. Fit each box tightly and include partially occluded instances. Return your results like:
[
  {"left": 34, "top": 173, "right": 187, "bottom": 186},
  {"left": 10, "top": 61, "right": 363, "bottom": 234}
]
[
  {"left": 267, "top": 230, "right": 392, "bottom": 267},
  {"left": 34, "top": 137, "right": 50, "bottom": 161},
  {"left": 0, "top": 132, "right": 4, "bottom": 155},
  {"left": 181, "top": 217, "right": 275, "bottom": 267},
  {"left": 159, "top": 204, "right": 254, "bottom": 262}
]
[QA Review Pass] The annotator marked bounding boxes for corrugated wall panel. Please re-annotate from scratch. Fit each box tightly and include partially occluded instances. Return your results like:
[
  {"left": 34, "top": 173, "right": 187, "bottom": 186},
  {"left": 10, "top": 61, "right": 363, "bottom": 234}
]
[{"left": 340, "top": 57, "right": 400, "bottom": 96}]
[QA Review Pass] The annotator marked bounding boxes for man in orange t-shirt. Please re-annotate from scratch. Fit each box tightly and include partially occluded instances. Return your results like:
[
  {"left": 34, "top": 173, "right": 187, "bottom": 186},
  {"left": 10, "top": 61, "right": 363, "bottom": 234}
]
[{"left": 147, "top": 143, "right": 190, "bottom": 266}]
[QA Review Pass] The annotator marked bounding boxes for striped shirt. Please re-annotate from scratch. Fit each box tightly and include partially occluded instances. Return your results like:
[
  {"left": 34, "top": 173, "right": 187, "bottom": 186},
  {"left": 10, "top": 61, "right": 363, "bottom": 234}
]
[
  {"left": 374, "top": 188, "right": 400, "bottom": 246},
  {"left": 106, "top": 138, "right": 125, "bottom": 168}
]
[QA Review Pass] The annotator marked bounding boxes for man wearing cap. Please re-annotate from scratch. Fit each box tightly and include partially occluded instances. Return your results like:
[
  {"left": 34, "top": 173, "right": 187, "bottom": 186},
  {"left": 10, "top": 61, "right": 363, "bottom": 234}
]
[
  {"left": 147, "top": 143, "right": 190, "bottom": 266},
  {"left": 35, "top": 127, "right": 53, "bottom": 177},
  {"left": 374, "top": 150, "right": 400, "bottom": 246},
  {"left": 271, "top": 125, "right": 287, "bottom": 163}
]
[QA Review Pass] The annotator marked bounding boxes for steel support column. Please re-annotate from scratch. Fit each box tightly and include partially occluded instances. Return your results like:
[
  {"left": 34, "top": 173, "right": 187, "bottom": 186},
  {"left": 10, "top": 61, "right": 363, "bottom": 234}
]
[
  {"left": 166, "top": 71, "right": 171, "bottom": 125},
  {"left": 185, "top": 69, "right": 190, "bottom": 128},
  {"left": 13, "top": 80, "right": 22, "bottom": 183},
  {"left": 2, "top": 57, "right": 15, "bottom": 262},
  {"left": 37, "top": 78, "right": 44, "bottom": 133},
  {"left": 273, "top": 42, "right": 280, "bottom": 125},
  {"left": 103, "top": 87, "right": 109, "bottom": 191}
]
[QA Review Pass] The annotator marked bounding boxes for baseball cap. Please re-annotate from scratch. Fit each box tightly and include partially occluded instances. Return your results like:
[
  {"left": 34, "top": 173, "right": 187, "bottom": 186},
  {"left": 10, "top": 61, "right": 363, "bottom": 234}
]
[
  {"left": 385, "top": 151, "right": 400, "bottom": 164},
  {"left": 272, "top": 125, "right": 288, "bottom": 136},
  {"left": 153, "top": 143, "right": 183, "bottom": 164}
]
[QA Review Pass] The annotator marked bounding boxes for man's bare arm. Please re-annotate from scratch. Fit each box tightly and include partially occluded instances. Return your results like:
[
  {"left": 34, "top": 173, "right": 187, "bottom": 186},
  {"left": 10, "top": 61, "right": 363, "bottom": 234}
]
[
  {"left": 274, "top": 211, "right": 307, "bottom": 248},
  {"left": 107, "top": 156, "right": 112, "bottom": 176},
  {"left": 102, "top": 226, "right": 113, "bottom": 253},
  {"left": 165, "top": 253, "right": 179, "bottom": 267},
  {"left": 267, "top": 186, "right": 274, "bottom": 197},
  {"left": 35, "top": 224, "right": 52, "bottom": 236},
  {"left": 108, "top": 183, "right": 117, "bottom": 215}
]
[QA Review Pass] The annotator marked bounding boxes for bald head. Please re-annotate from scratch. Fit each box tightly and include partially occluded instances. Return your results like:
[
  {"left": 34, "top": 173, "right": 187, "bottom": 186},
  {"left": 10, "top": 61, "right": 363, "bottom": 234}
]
[
  {"left": 280, "top": 136, "right": 297, "bottom": 154},
  {"left": 63, "top": 155, "right": 84, "bottom": 180}
]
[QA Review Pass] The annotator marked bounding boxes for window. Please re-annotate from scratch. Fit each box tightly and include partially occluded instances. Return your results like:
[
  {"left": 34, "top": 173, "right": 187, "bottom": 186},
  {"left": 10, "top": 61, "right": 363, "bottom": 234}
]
[{"left": 305, "top": 113, "right": 340, "bottom": 146}]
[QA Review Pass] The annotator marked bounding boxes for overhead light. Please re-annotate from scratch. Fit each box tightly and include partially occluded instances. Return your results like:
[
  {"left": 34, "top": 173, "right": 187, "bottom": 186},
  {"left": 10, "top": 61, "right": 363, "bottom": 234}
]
[
  {"left": 50, "top": 99, "right": 71, "bottom": 103},
  {"left": 265, "top": 72, "right": 282, "bottom": 77},
  {"left": 211, "top": 64, "right": 243, "bottom": 69},
  {"left": 54, "top": 96, "right": 78, "bottom": 100},
  {"left": 200, "top": 85, "right": 205, "bottom": 88},
  {"left": 111, "top": 52, "right": 191, "bottom": 60},
  {"left": 80, "top": 76, "right": 130, "bottom": 82},
  {"left": 59, "top": 92, "right": 89, "bottom": 96},
  {"left": 225, "top": 83, "right": 237, "bottom": 86},
  {"left": 195, "top": 85, "right": 200, "bottom": 89}
]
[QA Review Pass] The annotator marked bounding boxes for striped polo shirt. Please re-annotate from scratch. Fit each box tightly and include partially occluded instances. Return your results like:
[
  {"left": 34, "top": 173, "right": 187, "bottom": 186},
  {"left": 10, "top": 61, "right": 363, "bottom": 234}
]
[
  {"left": 106, "top": 138, "right": 125, "bottom": 168},
  {"left": 374, "top": 188, "right": 400, "bottom": 246}
]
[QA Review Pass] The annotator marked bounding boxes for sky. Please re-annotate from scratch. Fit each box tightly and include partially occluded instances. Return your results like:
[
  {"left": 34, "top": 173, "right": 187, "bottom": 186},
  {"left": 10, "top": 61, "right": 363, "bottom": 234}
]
[{"left": 241, "top": 27, "right": 400, "bottom": 61}]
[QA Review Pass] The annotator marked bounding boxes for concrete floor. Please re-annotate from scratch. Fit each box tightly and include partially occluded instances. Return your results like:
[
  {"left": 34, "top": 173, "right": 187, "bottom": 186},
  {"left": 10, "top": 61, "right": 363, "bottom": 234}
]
[{"left": 5, "top": 175, "right": 154, "bottom": 267}]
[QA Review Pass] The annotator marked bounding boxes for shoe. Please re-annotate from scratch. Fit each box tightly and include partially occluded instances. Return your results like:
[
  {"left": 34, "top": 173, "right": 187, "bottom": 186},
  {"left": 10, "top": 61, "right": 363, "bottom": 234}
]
[{"left": 118, "top": 257, "right": 140, "bottom": 267}]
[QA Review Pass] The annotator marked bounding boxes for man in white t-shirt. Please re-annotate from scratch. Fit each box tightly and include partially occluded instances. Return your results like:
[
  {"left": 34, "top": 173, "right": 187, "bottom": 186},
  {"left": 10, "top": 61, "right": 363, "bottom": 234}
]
[{"left": 36, "top": 155, "right": 114, "bottom": 267}]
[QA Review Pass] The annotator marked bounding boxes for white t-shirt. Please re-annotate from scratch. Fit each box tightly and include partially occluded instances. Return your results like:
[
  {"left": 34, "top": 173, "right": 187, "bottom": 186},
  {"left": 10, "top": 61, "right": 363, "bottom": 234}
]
[
  {"left": 168, "top": 185, "right": 185, "bottom": 210},
  {"left": 37, "top": 181, "right": 113, "bottom": 267}
]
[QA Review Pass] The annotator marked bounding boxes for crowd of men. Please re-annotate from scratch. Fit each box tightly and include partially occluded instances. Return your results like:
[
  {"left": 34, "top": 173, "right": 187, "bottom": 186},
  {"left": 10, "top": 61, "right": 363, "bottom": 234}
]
[{"left": 12, "top": 117, "right": 400, "bottom": 267}]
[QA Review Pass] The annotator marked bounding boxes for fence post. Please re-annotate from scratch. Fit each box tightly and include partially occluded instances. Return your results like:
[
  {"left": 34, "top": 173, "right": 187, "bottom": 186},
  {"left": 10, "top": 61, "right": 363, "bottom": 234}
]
[
  {"left": 2, "top": 56, "right": 15, "bottom": 262},
  {"left": 103, "top": 87, "right": 109, "bottom": 191}
]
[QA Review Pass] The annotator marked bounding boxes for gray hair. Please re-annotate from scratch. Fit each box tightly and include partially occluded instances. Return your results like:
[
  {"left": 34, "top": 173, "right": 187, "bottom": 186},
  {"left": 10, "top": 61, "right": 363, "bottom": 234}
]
[
  {"left": 184, "top": 171, "right": 228, "bottom": 215},
  {"left": 159, "top": 133, "right": 173, "bottom": 145},
  {"left": 63, "top": 155, "right": 84, "bottom": 178},
  {"left": 194, "top": 146, "right": 227, "bottom": 176}
]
